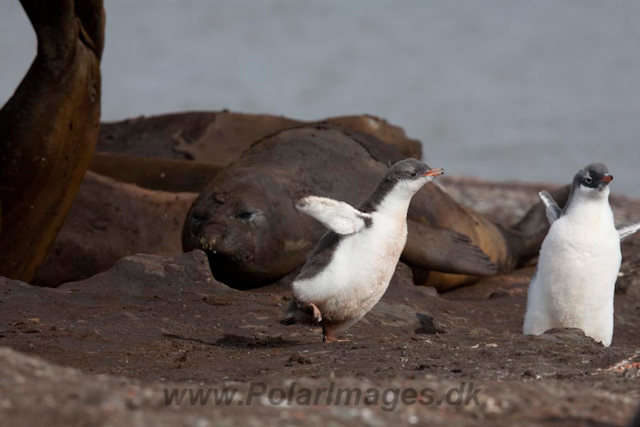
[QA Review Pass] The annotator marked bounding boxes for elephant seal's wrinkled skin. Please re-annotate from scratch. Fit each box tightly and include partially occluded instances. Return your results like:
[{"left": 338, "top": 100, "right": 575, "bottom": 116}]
[
  {"left": 0, "top": 0, "right": 104, "bottom": 282},
  {"left": 183, "top": 125, "right": 569, "bottom": 291}
]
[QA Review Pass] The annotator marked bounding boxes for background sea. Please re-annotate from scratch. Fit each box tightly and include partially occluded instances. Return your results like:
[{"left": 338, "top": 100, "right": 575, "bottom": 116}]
[{"left": 1, "top": 1, "right": 638, "bottom": 196}]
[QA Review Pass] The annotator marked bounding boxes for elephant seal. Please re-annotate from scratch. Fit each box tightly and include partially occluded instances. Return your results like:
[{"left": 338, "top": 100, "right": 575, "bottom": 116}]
[
  {"left": 90, "top": 153, "right": 220, "bottom": 193},
  {"left": 0, "top": 0, "right": 104, "bottom": 282},
  {"left": 183, "top": 124, "right": 569, "bottom": 291},
  {"left": 90, "top": 112, "right": 422, "bottom": 193},
  {"left": 96, "top": 111, "right": 422, "bottom": 167}
]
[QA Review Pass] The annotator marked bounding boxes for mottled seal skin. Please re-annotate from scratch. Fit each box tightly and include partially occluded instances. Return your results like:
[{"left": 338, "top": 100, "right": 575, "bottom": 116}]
[
  {"left": 184, "top": 125, "right": 569, "bottom": 291},
  {"left": 0, "top": 0, "right": 104, "bottom": 282}
]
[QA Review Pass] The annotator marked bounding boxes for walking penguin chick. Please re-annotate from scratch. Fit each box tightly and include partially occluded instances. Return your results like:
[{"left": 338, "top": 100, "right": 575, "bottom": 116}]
[
  {"left": 523, "top": 163, "right": 640, "bottom": 346},
  {"left": 281, "top": 158, "right": 444, "bottom": 342}
]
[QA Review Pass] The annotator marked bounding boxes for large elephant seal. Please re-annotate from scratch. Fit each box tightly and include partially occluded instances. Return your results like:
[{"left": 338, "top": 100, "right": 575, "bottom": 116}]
[
  {"left": 90, "top": 152, "right": 219, "bottom": 193},
  {"left": 0, "top": 0, "right": 104, "bottom": 282},
  {"left": 91, "top": 112, "right": 423, "bottom": 192},
  {"left": 96, "top": 111, "right": 422, "bottom": 165},
  {"left": 183, "top": 124, "right": 569, "bottom": 291}
]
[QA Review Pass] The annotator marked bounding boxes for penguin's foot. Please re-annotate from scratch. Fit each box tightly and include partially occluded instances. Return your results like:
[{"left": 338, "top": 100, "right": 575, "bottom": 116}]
[
  {"left": 323, "top": 335, "right": 350, "bottom": 343},
  {"left": 322, "top": 324, "right": 349, "bottom": 343}
]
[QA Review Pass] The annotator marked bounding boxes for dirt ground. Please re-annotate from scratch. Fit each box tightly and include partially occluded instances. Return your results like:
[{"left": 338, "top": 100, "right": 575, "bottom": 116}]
[{"left": 1, "top": 179, "right": 639, "bottom": 426}]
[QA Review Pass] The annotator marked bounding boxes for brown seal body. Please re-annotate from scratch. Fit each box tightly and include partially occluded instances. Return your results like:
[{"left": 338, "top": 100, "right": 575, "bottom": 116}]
[
  {"left": 93, "top": 111, "right": 422, "bottom": 187},
  {"left": 96, "top": 111, "right": 422, "bottom": 163},
  {"left": 90, "top": 153, "right": 220, "bottom": 193},
  {"left": 183, "top": 125, "right": 569, "bottom": 291},
  {"left": 0, "top": 0, "right": 104, "bottom": 281}
]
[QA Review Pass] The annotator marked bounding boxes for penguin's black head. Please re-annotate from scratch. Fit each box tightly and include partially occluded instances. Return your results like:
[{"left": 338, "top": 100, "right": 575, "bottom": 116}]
[
  {"left": 360, "top": 158, "right": 444, "bottom": 213},
  {"left": 573, "top": 163, "right": 613, "bottom": 193},
  {"left": 385, "top": 158, "right": 444, "bottom": 182}
]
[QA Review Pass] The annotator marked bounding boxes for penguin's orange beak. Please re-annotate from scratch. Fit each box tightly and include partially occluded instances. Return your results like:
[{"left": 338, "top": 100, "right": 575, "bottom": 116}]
[
  {"left": 601, "top": 175, "right": 613, "bottom": 183},
  {"left": 423, "top": 168, "right": 444, "bottom": 177}
]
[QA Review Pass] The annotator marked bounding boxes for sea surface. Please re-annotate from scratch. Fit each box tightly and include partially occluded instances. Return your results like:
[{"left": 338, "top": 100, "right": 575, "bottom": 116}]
[{"left": 1, "top": 1, "right": 639, "bottom": 196}]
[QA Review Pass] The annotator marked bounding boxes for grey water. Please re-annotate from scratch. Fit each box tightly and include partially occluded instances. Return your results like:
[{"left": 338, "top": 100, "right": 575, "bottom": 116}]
[{"left": 1, "top": 1, "right": 639, "bottom": 196}]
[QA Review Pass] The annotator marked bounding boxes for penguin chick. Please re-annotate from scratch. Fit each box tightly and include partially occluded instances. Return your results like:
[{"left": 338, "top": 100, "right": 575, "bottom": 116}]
[
  {"left": 281, "top": 159, "right": 444, "bottom": 342},
  {"left": 523, "top": 163, "right": 638, "bottom": 347}
]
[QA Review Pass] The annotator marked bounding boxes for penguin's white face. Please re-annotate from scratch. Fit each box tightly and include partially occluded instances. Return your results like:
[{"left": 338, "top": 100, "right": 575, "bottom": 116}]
[
  {"left": 385, "top": 158, "right": 444, "bottom": 197},
  {"left": 576, "top": 182, "right": 610, "bottom": 200},
  {"left": 400, "top": 171, "right": 442, "bottom": 194},
  {"left": 572, "top": 163, "right": 613, "bottom": 201}
]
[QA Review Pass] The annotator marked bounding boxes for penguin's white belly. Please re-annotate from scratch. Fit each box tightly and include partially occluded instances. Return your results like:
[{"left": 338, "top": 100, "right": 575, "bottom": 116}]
[
  {"left": 523, "top": 215, "right": 620, "bottom": 346},
  {"left": 293, "top": 214, "right": 407, "bottom": 323}
]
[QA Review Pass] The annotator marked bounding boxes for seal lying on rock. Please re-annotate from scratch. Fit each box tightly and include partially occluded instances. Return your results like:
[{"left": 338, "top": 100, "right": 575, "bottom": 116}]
[
  {"left": 183, "top": 124, "right": 569, "bottom": 291},
  {"left": 0, "top": 0, "right": 104, "bottom": 281},
  {"left": 96, "top": 111, "right": 422, "bottom": 167},
  {"left": 91, "top": 112, "right": 424, "bottom": 194},
  {"left": 281, "top": 159, "right": 444, "bottom": 342},
  {"left": 90, "top": 152, "right": 220, "bottom": 193}
]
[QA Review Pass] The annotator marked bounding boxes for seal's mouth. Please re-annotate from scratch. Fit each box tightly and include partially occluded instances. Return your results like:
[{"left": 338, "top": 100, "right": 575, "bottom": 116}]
[
  {"left": 201, "top": 244, "right": 254, "bottom": 265},
  {"left": 422, "top": 168, "right": 444, "bottom": 177}
]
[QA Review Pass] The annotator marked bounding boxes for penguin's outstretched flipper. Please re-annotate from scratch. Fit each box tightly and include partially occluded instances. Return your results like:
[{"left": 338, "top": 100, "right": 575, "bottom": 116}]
[
  {"left": 507, "top": 185, "right": 571, "bottom": 264},
  {"left": 296, "top": 196, "right": 372, "bottom": 235},
  {"left": 402, "top": 220, "right": 499, "bottom": 276},
  {"left": 539, "top": 190, "right": 563, "bottom": 225},
  {"left": 618, "top": 223, "right": 640, "bottom": 241}
]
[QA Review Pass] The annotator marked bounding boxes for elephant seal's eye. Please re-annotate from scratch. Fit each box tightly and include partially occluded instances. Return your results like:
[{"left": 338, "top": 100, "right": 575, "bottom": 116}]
[
  {"left": 584, "top": 177, "right": 593, "bottom": 185},
  {"left": 238, "top": 211, "right": 255, "bottom": 221},
  {"left": 191, "top": 213, "right": 206, "bottom": 225}
]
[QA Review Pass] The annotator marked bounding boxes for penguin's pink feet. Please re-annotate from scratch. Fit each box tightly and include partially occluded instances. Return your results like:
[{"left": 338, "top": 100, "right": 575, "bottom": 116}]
[
  {"left": 323, "top": 336, "right": 350, "bottom": 343},
  {"left": 322, "top": 325, "right": 349, "bottom": 343}
]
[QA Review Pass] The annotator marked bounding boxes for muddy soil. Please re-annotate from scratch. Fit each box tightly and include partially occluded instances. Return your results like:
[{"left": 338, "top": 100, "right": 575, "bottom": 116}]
[{"left": 1, "top": 179, "right": 639, "bottom": 426}]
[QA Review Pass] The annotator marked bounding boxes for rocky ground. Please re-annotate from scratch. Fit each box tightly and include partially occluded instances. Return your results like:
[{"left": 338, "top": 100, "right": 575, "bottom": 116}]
[{"left": 1, "top": 178, "right": 639, "bottom": 426}]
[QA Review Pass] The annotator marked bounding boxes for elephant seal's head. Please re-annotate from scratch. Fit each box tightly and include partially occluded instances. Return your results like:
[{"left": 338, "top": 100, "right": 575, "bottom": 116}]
[{"left": 182, "top": 167, "right": 312, "bottom": 289}]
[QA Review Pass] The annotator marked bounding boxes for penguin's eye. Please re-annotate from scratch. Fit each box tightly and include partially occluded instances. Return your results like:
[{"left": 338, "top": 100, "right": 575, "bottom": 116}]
[
  {"left": 191, "top": 213, "right": 206, "bottom": 226},
  {"left": 410, "top": 172, "right": 417, "bottom": 177},
  {"left": 584, "top": 177, "right": 593, "bottom": 185},
  {"left": 238, "top": 211, "right": 256, "bottom": 221}
]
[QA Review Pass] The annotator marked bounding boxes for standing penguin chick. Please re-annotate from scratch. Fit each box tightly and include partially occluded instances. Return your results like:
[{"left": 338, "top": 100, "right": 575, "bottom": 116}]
[
  {"left": 281, "top": 159, "right": 445, "bottom": 342},
  {"left": 523, "top": 163, "right": 640, "bottom": 347}
]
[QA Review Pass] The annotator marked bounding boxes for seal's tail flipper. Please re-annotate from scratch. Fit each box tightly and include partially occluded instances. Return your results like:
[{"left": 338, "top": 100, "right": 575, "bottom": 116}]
[
  {"left": 402, "top": 220, "right": 499, "bottom": 276},
  {"left": 507, "top": 185, "right": 571, "bottom": 264}
]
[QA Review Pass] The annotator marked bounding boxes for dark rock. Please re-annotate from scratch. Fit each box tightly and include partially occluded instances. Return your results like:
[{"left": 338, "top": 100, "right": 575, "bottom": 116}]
[
  {"left": 1, "top": 251, "right": 229, "bottom": 356},
  {"left": 533, "top": 328, "right": 600, "bottom": 347},
  {"left": 414, "top": 313, "right": 447, "bottom": 335},
  {"left": 631, "top": 405, "right": 640, "bottom": 427},
  {"left": 488, "top": 289, "right": 512, "bottom": 299}
]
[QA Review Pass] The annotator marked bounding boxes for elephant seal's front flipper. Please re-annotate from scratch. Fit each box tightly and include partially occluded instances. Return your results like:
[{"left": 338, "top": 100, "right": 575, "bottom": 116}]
[
  {"left": 402, "top": 219, "right": 498, "bottom": 276},
  {"left": 0, "top": 0, "right": 104, "bottom": 281}
]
